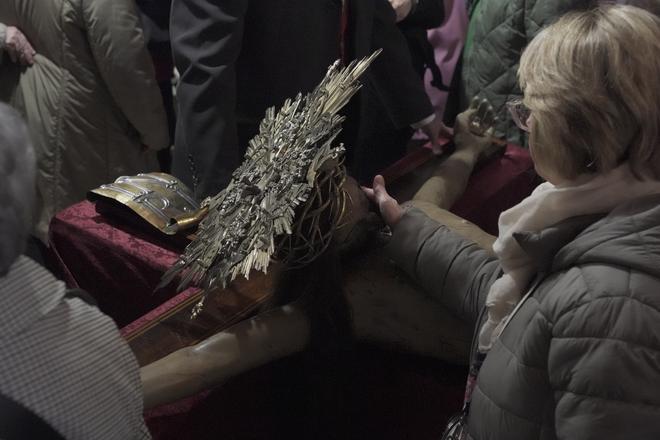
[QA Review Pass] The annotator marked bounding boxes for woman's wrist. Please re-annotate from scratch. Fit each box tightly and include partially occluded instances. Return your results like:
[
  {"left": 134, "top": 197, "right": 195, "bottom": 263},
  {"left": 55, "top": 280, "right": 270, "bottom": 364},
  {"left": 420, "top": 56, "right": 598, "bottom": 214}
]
[{"left": 388, "top": 202, "right": 414, "bottom": 229}]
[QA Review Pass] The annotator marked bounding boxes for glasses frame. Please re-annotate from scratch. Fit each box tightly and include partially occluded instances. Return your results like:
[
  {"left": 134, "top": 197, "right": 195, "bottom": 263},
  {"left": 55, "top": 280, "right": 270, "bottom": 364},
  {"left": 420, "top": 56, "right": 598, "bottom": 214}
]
[{"left": 506, "top": 99, "right": 532, "bottom": 133}]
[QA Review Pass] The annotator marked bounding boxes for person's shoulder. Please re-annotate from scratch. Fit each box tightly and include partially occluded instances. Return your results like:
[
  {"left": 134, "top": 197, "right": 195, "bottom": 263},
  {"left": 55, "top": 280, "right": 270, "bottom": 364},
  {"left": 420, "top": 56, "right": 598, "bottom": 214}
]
[
  {"left": 541, "top": 193, "right": 660, "bottom": 327},
  {"left": 0, "top": 257, "right": 67, "bottom": 333},
  {"left": 0, "top": 261, "right": 147, "bottom": 440},
  {"left": 538, "top": 262, "right": 660, "bottom": 348}
]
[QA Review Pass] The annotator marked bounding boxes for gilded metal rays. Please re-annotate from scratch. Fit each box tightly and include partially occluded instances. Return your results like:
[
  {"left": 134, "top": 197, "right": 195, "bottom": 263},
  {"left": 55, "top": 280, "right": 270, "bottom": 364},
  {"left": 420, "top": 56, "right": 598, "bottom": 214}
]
[{"left": 160, "top": 52, "right": 380, "bottom": 316}]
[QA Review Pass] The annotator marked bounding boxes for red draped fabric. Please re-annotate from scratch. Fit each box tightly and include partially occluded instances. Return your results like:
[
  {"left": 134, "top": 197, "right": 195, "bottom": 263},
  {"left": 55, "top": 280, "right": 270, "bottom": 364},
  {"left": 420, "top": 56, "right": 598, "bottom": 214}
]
[
  {"left": 452, "top": 144, "right": 537, "bottom": 235},
  {"left": 48, "top": 200, "right": 192, "bottom": 327}
]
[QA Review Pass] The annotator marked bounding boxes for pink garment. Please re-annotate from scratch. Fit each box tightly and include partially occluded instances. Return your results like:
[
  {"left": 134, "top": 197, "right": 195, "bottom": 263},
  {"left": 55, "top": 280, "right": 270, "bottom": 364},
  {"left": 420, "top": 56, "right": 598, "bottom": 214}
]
[{"left": 424, "top": 0, "right": 468, "bottom": 119}]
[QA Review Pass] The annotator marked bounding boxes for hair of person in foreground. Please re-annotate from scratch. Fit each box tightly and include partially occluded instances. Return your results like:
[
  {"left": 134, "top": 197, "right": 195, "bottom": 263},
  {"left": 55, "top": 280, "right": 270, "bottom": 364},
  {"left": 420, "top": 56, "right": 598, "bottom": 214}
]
[{"left": 518, "top": 3, "right": 660, "bottom": 182}]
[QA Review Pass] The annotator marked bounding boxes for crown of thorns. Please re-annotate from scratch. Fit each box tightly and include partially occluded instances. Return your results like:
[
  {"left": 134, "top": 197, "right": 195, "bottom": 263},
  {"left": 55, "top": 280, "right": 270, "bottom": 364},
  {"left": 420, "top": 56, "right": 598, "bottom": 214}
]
[{"left": 160, "top": 52, "right": 380, "bottom": 316}]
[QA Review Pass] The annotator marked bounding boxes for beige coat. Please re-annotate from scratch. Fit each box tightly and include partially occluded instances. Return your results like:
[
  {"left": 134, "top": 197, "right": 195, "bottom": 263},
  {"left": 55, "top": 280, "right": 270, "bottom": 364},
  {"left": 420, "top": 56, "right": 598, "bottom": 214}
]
[{"left": 0, "top": 0, "right": 169, "bottom": 241}]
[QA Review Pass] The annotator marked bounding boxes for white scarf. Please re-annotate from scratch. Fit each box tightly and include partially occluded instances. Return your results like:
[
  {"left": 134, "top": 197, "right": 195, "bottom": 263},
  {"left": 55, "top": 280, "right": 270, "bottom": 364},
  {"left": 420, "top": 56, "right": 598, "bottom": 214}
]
[{"left": 478, "top": 163, "right": 660, "bottom": 352}]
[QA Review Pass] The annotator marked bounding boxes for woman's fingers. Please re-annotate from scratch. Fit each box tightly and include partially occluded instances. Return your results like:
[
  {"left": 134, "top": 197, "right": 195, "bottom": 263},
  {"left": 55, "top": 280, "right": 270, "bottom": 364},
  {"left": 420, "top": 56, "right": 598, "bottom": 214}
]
[
  {"left": 372, "top": 174, "right": 386, "bottom": 192},
  {"left": 361, "top": 175, "right": 403, "bottom": 226},
  {"left": 361, "top": 175, "right": 385, "bottom": 203},
  {"left": 476, "top": 99, "right": 490, "bottom": 118},
  {"left": 361, "top": 186, "right": 376, "bottom": 202},
  {"left": 481, "top": 105, "right": 496, "bottom": 129},
  {"left": 469, "top": 96, "right": 480, "bottom": 110}
]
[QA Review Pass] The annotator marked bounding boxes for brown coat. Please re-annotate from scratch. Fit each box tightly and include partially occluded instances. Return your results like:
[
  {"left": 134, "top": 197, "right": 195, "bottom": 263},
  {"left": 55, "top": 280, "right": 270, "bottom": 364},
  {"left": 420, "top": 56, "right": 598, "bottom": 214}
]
[{"left": 0, "top": 0, "right": 168, "bottom": 240}]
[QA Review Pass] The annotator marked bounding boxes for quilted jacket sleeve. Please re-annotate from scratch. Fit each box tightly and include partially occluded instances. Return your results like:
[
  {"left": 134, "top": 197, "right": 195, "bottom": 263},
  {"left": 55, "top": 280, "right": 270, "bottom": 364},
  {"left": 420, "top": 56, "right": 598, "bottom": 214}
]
[
  {"left": 524, "top": 0, "right": 590, "bottom": 40},
  {"left": 386, "top": 208, "right": 501, "bottom": 326},
  {"left": 547, "top": 269, "right": 660, "bottom": 439},
  {"left": 81, "top": 0, "right": 169, "bottom": 150}
]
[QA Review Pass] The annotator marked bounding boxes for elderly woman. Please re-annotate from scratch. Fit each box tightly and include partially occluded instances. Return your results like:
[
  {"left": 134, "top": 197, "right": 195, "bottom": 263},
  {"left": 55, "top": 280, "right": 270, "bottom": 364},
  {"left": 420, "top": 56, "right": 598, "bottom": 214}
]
[
  {"left": 366, "top": 4, "right": 660, "bottom": 438},
  {"left": 0, "top": 103, "right": 150, "bottom": 439}
]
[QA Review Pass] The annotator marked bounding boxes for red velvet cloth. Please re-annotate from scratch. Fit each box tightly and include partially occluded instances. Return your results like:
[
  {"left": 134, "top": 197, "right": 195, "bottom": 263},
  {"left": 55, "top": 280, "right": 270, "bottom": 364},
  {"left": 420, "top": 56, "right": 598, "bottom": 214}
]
[
  {"left": 452, "top": 144, "right": 536, "bottom": 235},
  {"left": 48, "top": 201, "right": 189, "bottom": 327}
]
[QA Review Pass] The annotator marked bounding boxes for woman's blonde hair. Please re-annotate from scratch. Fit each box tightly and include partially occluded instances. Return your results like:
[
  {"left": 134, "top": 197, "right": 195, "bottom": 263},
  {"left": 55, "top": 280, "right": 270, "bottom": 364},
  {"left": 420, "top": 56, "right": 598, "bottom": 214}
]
[{"left": 518, "top": 4, "right": 660, "bottom": 181}]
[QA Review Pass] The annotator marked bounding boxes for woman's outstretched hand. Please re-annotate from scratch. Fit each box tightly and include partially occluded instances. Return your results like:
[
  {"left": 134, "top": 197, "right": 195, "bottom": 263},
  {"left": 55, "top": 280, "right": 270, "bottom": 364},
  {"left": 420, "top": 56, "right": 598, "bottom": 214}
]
[{"left": 361, "top": 175, "right": 404, "bottom": 227}]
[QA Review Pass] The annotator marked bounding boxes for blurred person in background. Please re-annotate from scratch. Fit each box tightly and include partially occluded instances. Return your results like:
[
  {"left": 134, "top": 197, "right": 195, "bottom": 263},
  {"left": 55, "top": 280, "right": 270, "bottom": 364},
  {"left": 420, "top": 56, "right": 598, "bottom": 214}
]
[
  {"left": 342, "top": 0, "right": 450, "bottom": 184},
  {"left": 445, "top": 0, "right": 589, "bottom": 146},
  {"left": 136, "top": 0, "right": 176, "bottom": 172},
  {"left": 171, "top": 0, "right": 448, "bottom": 197},
  {"left": 171, "top": 0, "right": 344, "bottom": 199},
  {"left": 0, "top": 0, "right": 169, "bottom": 246},
  {"left": 416, "top": 0, "right": 469, "bottom": 123}
]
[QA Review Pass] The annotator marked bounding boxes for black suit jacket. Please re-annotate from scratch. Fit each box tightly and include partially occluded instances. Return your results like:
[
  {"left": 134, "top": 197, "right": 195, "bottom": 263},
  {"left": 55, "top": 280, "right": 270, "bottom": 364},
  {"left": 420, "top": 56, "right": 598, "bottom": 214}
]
[
  {"left": 136, "top": 0, "right": 171, "bottom": 56},
  {"left": 171, "top": 0, "right": 247, "bottom": 198},
  {"left": 171, "top": 0, "right": 341, "bottom": 198},
  {"left": 350, "top": 0, "right": 440, "bottom": 129},
  {"left": 343, "top": 0, "right": 443, "bottom": 182},
  {"left": 171, "top": 0, "right": 442, "bottom": 196},
  {"left": 236, "top": 0, "right": 342, "bottom": 127}
]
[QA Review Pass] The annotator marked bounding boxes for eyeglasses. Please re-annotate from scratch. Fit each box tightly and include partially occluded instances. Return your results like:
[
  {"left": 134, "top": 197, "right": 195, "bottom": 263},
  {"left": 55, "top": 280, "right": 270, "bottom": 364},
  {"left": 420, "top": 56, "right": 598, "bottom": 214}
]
[{"left": 506, "top": 99, "right": 531, "bottom": 133}]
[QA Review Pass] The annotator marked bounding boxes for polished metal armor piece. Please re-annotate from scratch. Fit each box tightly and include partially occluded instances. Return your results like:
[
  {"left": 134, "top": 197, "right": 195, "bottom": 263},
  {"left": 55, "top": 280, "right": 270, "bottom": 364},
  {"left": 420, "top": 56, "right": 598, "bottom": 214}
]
[{"left": 89, "top": 172, "right": 205, "bottom": 235}]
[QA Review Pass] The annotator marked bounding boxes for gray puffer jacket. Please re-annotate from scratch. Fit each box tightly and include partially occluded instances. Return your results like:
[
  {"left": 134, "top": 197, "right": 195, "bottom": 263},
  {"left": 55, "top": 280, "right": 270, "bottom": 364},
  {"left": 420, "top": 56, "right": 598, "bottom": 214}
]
[{"left": 387, "top": 193, "right": 660, "bottom": 439}]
